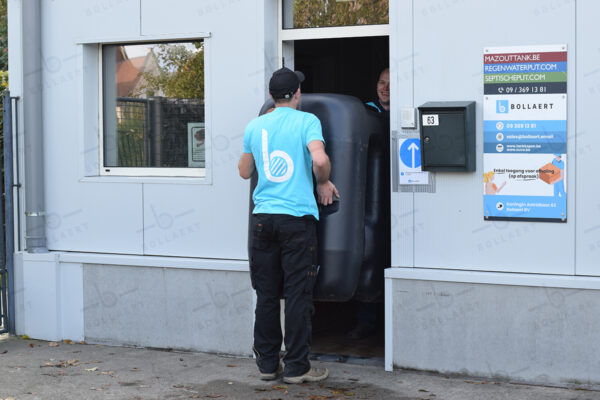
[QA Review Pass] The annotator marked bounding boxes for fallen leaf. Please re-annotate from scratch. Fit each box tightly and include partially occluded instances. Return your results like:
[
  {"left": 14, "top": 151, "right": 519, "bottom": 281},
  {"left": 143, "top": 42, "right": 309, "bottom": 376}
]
[
  {"left": 1, "top": 350, "right": 7, "bottom": 354},
  {"left": 418, "top": 389, "right": 429, "bottom": 392},
  {"left": 49, "top": 342, "right": 59, "bottom": 347},
  {"left": 79, "top": 341, "right": 87, "bottom": 345},
  {"left": 21, "top": 334, "right": 31, "bottom": 339},
  {"left": 29, "top": 343, "right": 35, "bottom": 348},
  {"left": 226, "top": 364, "right": 238, "bottom": 367},
  {"left": 85, "top": 367, "right": 99, "bottom": 372},
  {"left": 63, "top": 339, "right": 73, "bottom": 344}
]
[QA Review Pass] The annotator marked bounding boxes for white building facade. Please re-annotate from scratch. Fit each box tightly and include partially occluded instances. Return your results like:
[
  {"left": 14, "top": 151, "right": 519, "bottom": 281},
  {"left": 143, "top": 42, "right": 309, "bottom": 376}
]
[{"left": 8, "top": 0, "right": 600, "bottom": 387}]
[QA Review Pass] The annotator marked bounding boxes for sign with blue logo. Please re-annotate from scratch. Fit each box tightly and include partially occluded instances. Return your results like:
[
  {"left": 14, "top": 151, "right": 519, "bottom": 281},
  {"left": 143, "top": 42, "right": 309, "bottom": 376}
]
[
  {"left": 398, "top": 138, "right": 428, "bottom": 185},
  {"left": 496, "top": 100, "right": 509, "bottom": 113},
  {"left": 399, "top": 138, "right": 421, "bottom": 169},
  {"left": 483, "top": 44, "right": 567, "bottom": 222}
]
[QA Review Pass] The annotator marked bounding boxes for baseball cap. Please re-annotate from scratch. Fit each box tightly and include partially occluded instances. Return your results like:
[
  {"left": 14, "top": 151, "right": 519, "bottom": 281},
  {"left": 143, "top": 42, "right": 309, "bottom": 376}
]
[{"left": 269, "top": 67, "right": 305, "bottom": 99}]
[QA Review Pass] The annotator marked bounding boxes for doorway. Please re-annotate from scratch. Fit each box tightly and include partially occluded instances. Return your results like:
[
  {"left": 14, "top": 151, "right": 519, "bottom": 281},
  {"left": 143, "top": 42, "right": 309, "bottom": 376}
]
[
  {"left": 290, "top": 36, "right": 390, "bottom": 361},
  {"left": 292, "top": 36, "right": 389, "bottom": 104}
]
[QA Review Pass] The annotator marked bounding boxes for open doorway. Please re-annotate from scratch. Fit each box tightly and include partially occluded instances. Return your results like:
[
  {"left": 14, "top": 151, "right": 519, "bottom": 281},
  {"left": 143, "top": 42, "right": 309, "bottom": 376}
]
[
  {"left": 291, "top": 36, "right": 390, "bottom": 361},
  {"left": 294, "top": 36, "right": 389, "bottom": 104}
]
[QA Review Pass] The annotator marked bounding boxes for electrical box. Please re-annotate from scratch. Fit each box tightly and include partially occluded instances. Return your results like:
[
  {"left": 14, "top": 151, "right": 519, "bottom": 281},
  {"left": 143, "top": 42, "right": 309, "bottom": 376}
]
[{"left": 418, "top": 101, "right": 476, "bottom": 172}]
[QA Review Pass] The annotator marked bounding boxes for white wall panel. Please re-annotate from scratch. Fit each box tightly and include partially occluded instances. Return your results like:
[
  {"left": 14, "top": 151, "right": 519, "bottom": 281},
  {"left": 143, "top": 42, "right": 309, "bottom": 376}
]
[
  {"left": 390, "top": 0, "right": 415, "bottom": 267},
  {"left": 71, "top": 0, "right": 140, "bottom": 40},
  {"left": 40, "top": 1, "right": 145, "bottom": 254},
  {"left": 46, "top": 183, "right": 144, "bottom": 253},
  {"left": 411, "top": 0, "right": 576, "bottom": 274},
  {"left": 139, "top": 0, "right": 270, "bottom": 259},
  {"left": 142, "top": 183, "right": 248, "bottom": 259},
  {"left": 575, "top": 0, "right": 600, "bottom": 276}
]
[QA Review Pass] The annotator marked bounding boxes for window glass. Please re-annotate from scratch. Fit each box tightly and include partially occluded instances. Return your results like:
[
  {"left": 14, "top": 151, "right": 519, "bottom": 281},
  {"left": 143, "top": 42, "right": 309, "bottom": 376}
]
[
  {"left": 102, "top": 41, "right": 205, "bottom": 170},
  {"left": 283, "top": 0, "right": 388, "bottom": 29}
]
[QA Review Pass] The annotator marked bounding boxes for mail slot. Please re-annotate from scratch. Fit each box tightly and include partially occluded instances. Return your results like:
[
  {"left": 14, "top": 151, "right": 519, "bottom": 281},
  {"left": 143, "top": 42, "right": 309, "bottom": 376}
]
[{"left": 418, "top": 101, "right": 476, "bottom": 172}]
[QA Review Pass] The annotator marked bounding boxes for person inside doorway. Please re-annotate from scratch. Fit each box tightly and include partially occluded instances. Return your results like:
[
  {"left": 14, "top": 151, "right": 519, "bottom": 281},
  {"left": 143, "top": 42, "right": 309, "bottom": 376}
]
[
  {"left": 346, "top": 67, "right": 390, "bottom": 340},
  {"left": 365, "top": 67, "right": 390, "bottom": 113},
  {"left": 238, "top": 67, "right": 339, "bottom": 384}
]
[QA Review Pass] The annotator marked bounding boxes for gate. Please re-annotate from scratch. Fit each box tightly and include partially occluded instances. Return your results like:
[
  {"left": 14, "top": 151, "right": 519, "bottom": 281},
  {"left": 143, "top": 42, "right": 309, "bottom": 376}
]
[{"left": 0, "top": 90, "right": 16, "bottom": 335}]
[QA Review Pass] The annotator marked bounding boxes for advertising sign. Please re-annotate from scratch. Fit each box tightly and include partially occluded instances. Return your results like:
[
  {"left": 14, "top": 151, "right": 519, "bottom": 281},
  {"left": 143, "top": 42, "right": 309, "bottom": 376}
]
[{"left": 483, "top": 45, "right": 567, "bottom": 222}]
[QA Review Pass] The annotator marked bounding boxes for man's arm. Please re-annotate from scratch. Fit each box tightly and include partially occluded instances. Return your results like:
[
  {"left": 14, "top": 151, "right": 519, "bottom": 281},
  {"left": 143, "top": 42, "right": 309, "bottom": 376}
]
[
  {"left": 308, "top": 140, "right": 339, "bottom": 205},
  {"left": 238, "top": 152, "right": 255, "bottom": 179},
  {"left": 308, "top": 140, "right": 330, "bottom": 183}
]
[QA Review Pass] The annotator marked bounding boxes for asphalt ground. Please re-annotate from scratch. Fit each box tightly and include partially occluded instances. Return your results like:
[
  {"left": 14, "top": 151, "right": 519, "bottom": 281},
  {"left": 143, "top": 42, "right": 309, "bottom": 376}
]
[{"left": 1, "top": 336, "right": 599, "bottom": 400}]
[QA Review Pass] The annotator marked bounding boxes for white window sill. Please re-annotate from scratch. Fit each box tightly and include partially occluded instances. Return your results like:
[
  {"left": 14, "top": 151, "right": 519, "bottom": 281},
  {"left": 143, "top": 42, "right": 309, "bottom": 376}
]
[{"left": 80, "top": 176, "right": 212, "bottom": 185}]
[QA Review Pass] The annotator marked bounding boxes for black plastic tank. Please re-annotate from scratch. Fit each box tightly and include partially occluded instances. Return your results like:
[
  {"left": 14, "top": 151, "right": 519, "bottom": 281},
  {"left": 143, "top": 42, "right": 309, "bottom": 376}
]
[{"left": 248, "top": 94, "right": 390, "bottom": 302}]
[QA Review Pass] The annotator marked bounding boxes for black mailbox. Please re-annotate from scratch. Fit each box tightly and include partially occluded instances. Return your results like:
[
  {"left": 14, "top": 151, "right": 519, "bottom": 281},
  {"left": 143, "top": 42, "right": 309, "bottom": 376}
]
[{"left": 418, "top": 101, "right": 475, "bottom": 172}]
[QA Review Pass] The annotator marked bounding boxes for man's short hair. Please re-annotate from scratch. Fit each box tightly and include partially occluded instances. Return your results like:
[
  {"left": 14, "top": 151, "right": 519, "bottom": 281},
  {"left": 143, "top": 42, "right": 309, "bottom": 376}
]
[{"left": 269, "top": 67, "right": 305, "bottom": 100}]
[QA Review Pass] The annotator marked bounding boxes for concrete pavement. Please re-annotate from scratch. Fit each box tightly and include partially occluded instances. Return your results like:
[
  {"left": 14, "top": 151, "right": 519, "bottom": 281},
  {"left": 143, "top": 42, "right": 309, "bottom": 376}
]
[{"left": 0, "top": 336, "right": 598, "bottom": 400}]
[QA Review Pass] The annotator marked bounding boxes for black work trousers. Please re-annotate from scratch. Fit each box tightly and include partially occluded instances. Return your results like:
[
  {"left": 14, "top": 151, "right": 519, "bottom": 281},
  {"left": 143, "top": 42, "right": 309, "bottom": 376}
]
[{"left": 249, "top": 213, "right": 318, "bottom": 377}]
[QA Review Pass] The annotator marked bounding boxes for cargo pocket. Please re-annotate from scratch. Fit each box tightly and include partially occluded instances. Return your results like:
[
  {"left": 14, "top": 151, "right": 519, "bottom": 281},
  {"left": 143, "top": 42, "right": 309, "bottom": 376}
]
[
  {"left": 251, "top": 221, "right": 269, "bottom": 251},
  {"left": 304, "top": 264, "right": 320, "bottom": 294}
]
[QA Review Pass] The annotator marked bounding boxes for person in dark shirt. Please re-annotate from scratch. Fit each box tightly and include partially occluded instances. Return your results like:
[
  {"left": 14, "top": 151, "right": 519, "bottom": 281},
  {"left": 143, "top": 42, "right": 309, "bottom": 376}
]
[
  {"left": 365, "top": 67, "right": 390, "bottom": 113},
  {"left": 347, "top": 67, "right": 390, "bottom": 340}
]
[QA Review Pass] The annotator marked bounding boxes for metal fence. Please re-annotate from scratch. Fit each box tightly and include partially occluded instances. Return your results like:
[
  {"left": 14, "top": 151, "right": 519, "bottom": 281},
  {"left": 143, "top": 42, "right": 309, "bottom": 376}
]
[
  {"left": 116, "top": 98, "right": 149, "bottom": 167},
  {"left": 115, "top": 97, "right": 205, "bottom": 168},
  {"left": 0, "top": 90, "right": 16, "bottom": 335}
]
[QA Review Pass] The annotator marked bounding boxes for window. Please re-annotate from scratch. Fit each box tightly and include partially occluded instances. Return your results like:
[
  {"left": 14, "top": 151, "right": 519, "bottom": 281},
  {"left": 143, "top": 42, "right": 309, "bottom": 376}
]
[
  {"left": 101, "top": 40, "right": 206, "bottom": 177},
  {"left": 282, "top": 0, "right": 388, "bottom": 29}
]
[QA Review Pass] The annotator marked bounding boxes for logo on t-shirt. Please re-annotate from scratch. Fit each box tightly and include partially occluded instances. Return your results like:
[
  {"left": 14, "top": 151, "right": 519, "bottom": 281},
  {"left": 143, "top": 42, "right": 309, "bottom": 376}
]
[{"left": 262, "top": 129, "right": 294, "bottom": 183}]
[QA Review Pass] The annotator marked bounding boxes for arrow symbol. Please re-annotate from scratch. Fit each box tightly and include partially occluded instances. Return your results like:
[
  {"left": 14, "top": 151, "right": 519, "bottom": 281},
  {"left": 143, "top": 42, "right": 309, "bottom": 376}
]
[{"left": 408, "top": 142, "right": 419, "bottom": 168}]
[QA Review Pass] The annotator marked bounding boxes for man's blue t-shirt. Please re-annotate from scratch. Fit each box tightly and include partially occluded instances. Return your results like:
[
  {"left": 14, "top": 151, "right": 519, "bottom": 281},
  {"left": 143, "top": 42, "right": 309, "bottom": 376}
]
[{"left": 243, "top": 107, "right": 324, "bottom": 219}]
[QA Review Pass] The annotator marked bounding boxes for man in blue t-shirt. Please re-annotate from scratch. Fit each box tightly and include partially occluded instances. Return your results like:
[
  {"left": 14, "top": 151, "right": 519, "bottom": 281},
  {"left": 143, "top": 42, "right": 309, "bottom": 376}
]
[{"left": 238, "top": 67, "right": 338, "bottom": 384}]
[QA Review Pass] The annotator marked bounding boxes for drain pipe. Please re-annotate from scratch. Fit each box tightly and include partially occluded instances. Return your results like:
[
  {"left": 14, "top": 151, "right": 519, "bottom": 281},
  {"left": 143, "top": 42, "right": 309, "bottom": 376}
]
[{"left": 22, "top": 0, "right": 47, "bottom": 253}]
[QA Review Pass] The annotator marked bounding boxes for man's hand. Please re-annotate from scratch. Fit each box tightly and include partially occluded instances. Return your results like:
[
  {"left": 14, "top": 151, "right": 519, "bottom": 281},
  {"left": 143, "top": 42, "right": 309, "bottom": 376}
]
[{"left": 317, "top": 180, "right": 340, "bottom": 206}]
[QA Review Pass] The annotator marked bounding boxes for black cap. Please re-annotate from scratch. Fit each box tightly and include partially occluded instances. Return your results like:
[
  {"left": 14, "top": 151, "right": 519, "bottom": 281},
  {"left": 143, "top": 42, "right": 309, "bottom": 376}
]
[{"left": 269, "top": 67, "right": 305, "bottom": 99}]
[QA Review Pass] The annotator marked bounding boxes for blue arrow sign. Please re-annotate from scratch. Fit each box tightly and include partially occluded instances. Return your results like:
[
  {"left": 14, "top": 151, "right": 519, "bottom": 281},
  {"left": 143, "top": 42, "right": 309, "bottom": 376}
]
[{"left": 399, "top": 138, "right": 421, "bottom": 169}]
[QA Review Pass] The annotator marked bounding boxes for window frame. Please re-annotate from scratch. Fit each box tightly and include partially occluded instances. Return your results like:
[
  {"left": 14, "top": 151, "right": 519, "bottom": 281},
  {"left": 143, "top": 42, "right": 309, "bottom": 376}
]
[
  {"left": 277, "top": 1, "right": 389, "bottom": 69},
  {"left": 98, "top": 37, "right": 211, "bottom": 178}
]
